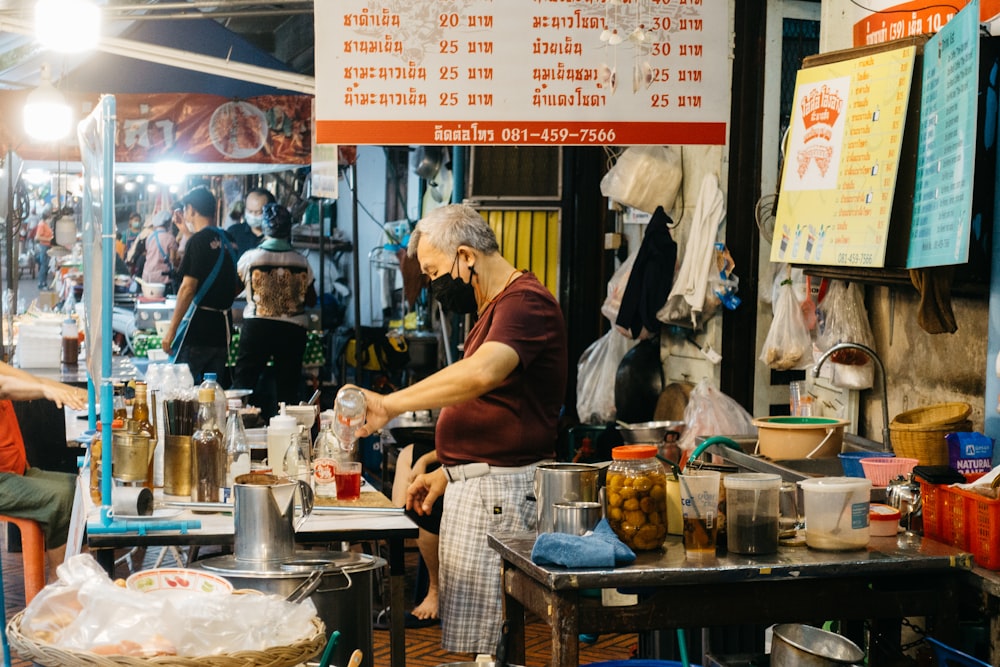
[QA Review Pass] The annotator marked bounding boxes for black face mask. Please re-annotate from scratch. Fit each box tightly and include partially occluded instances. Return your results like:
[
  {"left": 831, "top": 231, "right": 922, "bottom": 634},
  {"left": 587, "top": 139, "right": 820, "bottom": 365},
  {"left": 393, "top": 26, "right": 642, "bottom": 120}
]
[{"left": 431, "top": 255, "right": 478, "bottom": 314}]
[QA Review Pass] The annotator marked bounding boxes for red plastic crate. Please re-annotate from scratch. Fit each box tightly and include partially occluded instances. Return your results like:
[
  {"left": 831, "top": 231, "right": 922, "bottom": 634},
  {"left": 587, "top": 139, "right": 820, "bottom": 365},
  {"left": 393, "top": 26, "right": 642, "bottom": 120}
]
[
  {"left": 952, "top": 486, "right": 1000, "bottom": 570},
  {"left": 939, "top": 485, "right": 969, "bottom": 550},
  {"left": 919, "top": 480, "right": 944, "bottom": 541}
]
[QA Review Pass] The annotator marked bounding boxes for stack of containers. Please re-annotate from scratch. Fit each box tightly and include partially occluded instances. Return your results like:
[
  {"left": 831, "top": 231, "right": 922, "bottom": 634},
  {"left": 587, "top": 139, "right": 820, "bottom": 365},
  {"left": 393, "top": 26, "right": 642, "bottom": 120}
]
[{"left": 16, "top": 320, "right": 62, "bottom": 368}]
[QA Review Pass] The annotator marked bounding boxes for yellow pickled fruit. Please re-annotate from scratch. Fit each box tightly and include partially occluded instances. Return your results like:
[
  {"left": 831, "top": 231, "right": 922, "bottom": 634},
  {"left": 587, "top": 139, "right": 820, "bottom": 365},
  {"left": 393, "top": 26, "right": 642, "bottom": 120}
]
[{"left": 625, "top": 510, "right": 647, "bottom": 526}]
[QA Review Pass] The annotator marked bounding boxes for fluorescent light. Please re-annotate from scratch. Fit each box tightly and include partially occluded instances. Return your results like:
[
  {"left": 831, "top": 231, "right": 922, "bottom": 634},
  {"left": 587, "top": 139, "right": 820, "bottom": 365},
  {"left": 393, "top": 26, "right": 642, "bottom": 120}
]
[
  {"left": 23, "top": 168, "right": 50, "bottom": 185},
  {"left": 35, "top": 0, "right": 99, "bottom": 53},
  {"left": 153, "top": 161, "right": 186, "bottom": 185},
  {"left": 23, "top": 64, "right": 72, "bottom": 141}
]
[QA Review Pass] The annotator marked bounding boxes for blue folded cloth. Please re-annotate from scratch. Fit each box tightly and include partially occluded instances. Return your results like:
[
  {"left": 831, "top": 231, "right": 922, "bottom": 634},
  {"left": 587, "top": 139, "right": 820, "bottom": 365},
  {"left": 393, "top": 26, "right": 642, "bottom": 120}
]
[{"left": 530, "top": 518, "right": 637, "bottom": 568}]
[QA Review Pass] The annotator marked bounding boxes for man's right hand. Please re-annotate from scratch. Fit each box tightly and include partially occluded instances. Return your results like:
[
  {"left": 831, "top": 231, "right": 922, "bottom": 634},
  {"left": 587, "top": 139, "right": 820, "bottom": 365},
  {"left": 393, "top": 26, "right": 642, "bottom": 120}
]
[{"left": 406, "top": 467, "right": 448, "bottom": 515}]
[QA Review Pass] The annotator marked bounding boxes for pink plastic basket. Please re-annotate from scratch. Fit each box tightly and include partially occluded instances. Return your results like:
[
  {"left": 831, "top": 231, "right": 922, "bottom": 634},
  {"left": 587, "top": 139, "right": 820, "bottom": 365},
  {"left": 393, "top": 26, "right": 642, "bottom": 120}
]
[{"left": 859, "top": 457, "right": 918, "bottom": 486}]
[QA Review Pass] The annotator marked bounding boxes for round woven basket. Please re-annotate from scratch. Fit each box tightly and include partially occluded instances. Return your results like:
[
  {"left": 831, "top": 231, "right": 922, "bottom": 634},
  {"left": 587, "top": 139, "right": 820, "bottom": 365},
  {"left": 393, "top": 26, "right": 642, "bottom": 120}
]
[
  {"left": 889, "top": 419, "right": 973, "bottom": 466},
  {"left": 890, "top": 402, "right": 972, "bottom": 430},
  {"left": 6, "top": 611, "right": 325, "bottom": 667}
]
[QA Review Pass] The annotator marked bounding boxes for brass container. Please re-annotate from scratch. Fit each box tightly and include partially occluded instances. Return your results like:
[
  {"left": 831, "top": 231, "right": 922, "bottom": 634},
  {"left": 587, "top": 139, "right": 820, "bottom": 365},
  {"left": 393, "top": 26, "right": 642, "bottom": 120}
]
[
  {"left": 111, "top": 431, "right": 152, "bottom": 483},
  {"left": 164, "top": 435, "right": 192, "bottom": 496}
]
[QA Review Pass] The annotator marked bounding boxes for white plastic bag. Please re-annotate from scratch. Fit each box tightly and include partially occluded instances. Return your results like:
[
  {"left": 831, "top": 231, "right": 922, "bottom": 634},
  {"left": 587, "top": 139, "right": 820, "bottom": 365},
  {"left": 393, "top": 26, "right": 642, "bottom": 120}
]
[
  {"left": 759, "top": 279, "right": 813, "bottom": 370},
  {"left": 601, "top": 250, "right": 638, "bottom": 324},
  {"left": 600, "top": 146, "right": 683, "bottom": 214},
  {"left": 576, "top": 330, "right": 635, "bottom": 424},
  {"left": 677, "top": 379, "right": 756, "bottom": 453}
]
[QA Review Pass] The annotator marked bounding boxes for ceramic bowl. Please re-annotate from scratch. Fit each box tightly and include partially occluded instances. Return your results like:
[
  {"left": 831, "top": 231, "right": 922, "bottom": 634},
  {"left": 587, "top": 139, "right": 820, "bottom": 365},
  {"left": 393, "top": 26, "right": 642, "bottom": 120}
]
[{"left": 126, "top": 568, "right": 233, "bottom": 594}]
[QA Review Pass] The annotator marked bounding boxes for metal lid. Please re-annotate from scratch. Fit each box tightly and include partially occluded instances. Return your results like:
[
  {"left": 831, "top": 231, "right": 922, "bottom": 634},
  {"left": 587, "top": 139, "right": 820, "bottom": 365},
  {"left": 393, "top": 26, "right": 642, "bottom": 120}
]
[{"left": 197, "top": 550, "right": 383, "bottom": 577}]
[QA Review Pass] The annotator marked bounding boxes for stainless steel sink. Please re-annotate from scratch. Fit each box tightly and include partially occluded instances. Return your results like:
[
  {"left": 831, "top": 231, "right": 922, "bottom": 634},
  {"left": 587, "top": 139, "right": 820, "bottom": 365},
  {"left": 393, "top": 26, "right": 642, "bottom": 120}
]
[{"left": 698, "top": 433, "right": 886, "bottom": 484}]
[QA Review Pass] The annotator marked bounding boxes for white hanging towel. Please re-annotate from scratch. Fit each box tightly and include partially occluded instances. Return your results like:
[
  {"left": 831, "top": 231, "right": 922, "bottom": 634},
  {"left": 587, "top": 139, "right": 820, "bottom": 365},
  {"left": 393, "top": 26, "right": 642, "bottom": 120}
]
[{"left": 657, "top": 173, "right": 726, "bottom": 329}]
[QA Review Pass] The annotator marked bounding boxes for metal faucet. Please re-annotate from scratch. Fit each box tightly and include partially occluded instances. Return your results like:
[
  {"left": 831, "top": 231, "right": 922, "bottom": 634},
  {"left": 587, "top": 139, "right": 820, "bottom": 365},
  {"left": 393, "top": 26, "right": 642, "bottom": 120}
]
[{"left": 813, "top": 341, "right": 892, "bottom": 452}]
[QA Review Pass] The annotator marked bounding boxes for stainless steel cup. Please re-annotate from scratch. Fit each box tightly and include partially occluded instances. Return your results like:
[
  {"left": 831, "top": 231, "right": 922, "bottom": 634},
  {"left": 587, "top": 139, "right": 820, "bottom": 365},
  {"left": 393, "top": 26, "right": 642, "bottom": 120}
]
[
  {"left": 552, "top": 501, "right": 603, "bottom": 535},
  {"left": 534, "top": 463, "right": 599, "bottom": 533}
]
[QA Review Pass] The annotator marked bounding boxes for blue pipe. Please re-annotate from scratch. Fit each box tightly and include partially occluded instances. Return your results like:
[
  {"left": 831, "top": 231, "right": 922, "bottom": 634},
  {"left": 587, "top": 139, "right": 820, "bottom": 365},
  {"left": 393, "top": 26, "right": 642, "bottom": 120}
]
[
  {"left": 100, "top": 96, "right": 116, "bottom": 524},
  {"left": 87, "top": 520, "right": 202, "bottom": 536}
]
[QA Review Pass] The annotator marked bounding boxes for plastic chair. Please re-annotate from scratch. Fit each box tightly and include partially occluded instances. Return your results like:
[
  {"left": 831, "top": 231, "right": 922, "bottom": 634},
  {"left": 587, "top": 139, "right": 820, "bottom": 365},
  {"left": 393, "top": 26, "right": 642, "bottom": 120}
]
[
  {"left": 925, "top": 637, "right": 990, "bottom": 667},
  {"left": 0, "top": 515, "right": 46, "bottom": 604}
]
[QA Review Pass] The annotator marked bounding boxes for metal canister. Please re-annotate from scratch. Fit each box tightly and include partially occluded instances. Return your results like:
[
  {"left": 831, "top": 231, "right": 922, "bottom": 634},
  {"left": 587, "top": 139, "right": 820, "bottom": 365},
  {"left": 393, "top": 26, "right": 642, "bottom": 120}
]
[
  {"left": 164, "top": 435, "right": 192, "bottom": 496},
  {"left": 111, "top": 426, "right": 152, "bottom": 483}
]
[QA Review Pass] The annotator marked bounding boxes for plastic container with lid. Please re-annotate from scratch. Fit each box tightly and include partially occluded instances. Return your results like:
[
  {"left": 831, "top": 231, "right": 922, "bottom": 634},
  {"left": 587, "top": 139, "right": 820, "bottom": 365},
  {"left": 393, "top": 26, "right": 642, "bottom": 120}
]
[
  {"left": 604, "top": 444, "right": 668, "bottom": 551},
  {"left": 723, "top": 473, "right": 781, "bottom": 555},
  {"left": 869, "top": 503, "right": 901, "bottom": 536},
  {"left": 798, "top": 476, "right": 871, "bottom": 551}
]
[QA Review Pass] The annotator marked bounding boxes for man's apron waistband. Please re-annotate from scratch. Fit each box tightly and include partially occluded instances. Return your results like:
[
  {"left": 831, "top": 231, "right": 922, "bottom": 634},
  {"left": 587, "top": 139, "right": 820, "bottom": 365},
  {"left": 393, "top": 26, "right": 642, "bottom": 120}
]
[{"left": 443, "top": 460, "right": 551, "bottom": 483}]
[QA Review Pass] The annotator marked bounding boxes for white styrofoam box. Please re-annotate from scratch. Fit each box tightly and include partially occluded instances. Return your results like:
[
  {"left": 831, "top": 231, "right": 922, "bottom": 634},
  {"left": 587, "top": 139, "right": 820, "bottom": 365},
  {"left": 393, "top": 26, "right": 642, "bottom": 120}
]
[{"left": 17, "top": 321, "right": 62, "bottom": 368}]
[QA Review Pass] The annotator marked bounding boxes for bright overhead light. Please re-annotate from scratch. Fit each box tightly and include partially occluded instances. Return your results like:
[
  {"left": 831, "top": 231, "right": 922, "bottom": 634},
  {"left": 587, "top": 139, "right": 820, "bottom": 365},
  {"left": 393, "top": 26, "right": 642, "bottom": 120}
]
[
  {"left": 153, "top": 161, "right": 186, "bottom": 185},
  {"left": 35, "top": 0, "right": 100, "bottom": 53},
  {"left": 23, "top": 168, "right": 50, "bottom": 185},
  {"left": 23, "top": 63, "right": 72, "bottom": 141}
]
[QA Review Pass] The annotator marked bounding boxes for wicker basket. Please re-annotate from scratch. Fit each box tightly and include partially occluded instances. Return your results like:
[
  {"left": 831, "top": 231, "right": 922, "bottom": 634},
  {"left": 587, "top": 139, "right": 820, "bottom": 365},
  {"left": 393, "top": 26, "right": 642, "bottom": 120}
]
[
  {"left": 6, "top": 611, "right": 325, "bottom": 667},
  {"left": 889, "top": 419, "right": 973, "bottom": 466},
  {"left": 890, "top": 402, "right": 972, "bottom": 430}
]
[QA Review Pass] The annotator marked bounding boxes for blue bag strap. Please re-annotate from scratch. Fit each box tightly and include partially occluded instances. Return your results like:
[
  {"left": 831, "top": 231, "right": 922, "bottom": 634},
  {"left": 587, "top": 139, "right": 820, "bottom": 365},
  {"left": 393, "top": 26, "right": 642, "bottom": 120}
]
[
  {"left": 151, "top": 229, "right": 170, "bottom": 266},
  {"left": 169, "top": 228, "right": 234, "bottom": 361}
]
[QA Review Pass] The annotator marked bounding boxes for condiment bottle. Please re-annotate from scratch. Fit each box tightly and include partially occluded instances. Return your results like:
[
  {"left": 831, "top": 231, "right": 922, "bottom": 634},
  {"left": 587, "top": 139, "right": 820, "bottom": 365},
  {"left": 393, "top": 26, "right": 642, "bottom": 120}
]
[
  {"left": 267, "top": 408, "right": 298, "bottom": 478},
  {"left": 132, "top": 381, "right": 155, "bottom": 489},
  {"left": 61, "top": 318, "right": 79, "bottom": 365},
  {"left": 604, "top": 444, "right": 668, "bottom": 551},
  {"left": 191, "top": 388, "right": 224, "bottom": 503},
  {"left": 223, "top": 398, "right": 251, "bottom": 502},
  {"left": 90, "top": 418, "right": 124, "bottom": 504},
  {"left": 284, "top": 429, "right": 312, "bottom": 486},
  {"left": 112, "top": 383, "right": 128, "bottom": 421},
  {"left": 312, "top": 414, "right": 339, "bottom": 498}
]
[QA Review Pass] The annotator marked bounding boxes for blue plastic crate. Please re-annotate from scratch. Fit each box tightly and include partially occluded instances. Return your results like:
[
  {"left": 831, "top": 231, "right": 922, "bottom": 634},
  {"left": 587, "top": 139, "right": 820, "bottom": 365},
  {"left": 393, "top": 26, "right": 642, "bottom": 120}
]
[{"left": 926, "top": 637, "right": 990, "bottom": 667}]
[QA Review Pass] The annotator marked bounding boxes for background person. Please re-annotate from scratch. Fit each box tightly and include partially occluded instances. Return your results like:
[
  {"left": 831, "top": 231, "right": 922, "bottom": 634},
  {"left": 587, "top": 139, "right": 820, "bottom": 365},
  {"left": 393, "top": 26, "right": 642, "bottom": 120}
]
[
  {"left": 161, "top": 186, "right": 240, "bottom": 385},
  {"left": 232, "top": 203, "right": 316, "bottom": 419},
  {"left": 141, "top": 211, "right": 179, "bottom": 293},
  {"left": 32, "top": 212, "right": 54, "bottom": 289},
  {"left": 228, "top": 188, "right": 273, "bottom": 259},
  {"left": 351, "top": 203, "right": 568, "bottom": 656},
  {"left": 0, "top": 362, "right": 88, "bottom": 579}
]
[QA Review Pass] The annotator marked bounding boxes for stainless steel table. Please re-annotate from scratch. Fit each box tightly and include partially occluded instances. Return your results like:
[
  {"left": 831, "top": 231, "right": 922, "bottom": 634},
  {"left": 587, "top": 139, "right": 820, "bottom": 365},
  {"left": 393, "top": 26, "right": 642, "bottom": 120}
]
[{"left": 489, "top": 532, "right": 975, "bottom": 667}]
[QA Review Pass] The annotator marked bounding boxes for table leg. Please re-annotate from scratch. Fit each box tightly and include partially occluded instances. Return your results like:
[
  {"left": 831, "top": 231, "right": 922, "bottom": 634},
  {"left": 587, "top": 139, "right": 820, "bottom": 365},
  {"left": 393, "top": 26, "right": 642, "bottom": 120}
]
[
  {"left": 549, "top": 592, "right": 580, "bottom": 667},
  {"left": 94, "top": 548, "right": 114, "bottom": 576},
  {"left": 501, "top": 560, "right": 526, "bottom": 666},
  {"left": 388, "top": 537, "right": 406, "bottom": 667}
]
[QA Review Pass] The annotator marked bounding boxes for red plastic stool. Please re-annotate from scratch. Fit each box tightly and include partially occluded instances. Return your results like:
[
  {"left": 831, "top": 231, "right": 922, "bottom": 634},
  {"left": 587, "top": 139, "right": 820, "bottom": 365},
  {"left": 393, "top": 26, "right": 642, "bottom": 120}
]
[{"left": 0, "top": 515, "right": 45, "bottom": 604}]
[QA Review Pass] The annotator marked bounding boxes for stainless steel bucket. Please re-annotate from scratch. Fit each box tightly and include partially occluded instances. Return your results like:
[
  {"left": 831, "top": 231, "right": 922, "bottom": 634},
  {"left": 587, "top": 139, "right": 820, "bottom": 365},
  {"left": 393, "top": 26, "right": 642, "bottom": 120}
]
[
  {"left": 771, "top": 624, "right": 864, "bottom": 666},
  {"left": 197, "top": 550, "right": 383, "bottom": 667},
  {"left": 534, "top": 463, "right": 599, "bottom": 533},
  {"left": 233, "top": 473, "right": 314, "bottom": 563}
]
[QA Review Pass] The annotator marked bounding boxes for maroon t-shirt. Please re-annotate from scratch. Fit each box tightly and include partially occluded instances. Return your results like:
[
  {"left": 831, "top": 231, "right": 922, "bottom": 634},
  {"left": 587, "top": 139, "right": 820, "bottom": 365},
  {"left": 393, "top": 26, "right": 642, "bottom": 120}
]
[{"left": 435, "top": 273, "right": 567, "bottom": 467}]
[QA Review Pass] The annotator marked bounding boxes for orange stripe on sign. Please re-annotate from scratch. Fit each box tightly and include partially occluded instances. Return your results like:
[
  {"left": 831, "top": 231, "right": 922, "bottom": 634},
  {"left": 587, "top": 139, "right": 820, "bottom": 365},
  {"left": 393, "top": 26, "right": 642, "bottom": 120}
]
[
  {"left": 315, "top": 120, "right": 726, "bottom": 146},
  {"left": 852, "top": 0, "right": 987, "bottom": 46}
]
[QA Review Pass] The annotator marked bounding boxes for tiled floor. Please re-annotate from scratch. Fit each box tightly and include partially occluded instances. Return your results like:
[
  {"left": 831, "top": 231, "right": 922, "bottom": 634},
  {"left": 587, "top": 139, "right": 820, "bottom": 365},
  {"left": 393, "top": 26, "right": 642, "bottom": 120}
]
[{"left": 0, "top": 536, "right": 637, "bottom": 667}]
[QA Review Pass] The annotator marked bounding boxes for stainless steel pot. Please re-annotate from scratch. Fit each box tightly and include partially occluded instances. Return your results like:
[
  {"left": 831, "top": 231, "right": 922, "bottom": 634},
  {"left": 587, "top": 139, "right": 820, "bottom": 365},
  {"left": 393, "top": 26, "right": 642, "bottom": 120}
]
[
  {"left": 617, "top": 420, "right": 685, "bottom": 463},
  {"left": 771, "top": 624, "right": 864, "bottom": 666},
  {"left": 534, "top": 463, "right": 599, "bottom": 533},
  {"left": 197, "top": 550, "right": 384, "bottom": 667}
]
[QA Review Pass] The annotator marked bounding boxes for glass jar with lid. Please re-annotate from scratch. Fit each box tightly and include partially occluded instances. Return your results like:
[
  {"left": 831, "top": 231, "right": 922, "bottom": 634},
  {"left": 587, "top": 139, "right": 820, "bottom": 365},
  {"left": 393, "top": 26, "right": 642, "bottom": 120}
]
[{"left": 604, "top": 444, "right": 668, "bottom": 551}]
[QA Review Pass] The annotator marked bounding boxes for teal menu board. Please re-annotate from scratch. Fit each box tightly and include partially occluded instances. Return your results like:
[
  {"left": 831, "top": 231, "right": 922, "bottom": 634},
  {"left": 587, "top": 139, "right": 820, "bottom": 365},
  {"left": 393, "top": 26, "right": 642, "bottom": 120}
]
[{"left": 908, "top": 0, "right": 979, "bottom": 268}]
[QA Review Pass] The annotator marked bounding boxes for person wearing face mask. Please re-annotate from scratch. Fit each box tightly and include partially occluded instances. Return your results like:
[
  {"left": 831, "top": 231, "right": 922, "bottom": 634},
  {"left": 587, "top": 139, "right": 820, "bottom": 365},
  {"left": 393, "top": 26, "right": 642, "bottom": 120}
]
[
  {"left": 161, "top": 186, "right": 241, "bottom": 384},
  {"left": 228, "top": 188, "right": 273, "bottom": 259},
  {"left": 345, "top": 203, "right": 567, "bottom": 656}
]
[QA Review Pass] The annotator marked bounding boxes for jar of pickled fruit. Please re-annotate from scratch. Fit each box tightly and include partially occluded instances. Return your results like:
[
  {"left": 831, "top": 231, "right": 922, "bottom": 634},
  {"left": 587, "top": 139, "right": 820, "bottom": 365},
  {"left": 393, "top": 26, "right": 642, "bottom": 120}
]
[{"left": 604, "top": 444, "right": 668, "bottom": 551}]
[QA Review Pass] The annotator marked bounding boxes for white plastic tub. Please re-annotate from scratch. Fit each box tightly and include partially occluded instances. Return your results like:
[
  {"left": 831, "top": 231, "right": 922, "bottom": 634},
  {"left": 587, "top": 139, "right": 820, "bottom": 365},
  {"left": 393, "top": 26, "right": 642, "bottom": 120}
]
[{"left": 798, "top": 477, "right": 871, "bottom": 551}]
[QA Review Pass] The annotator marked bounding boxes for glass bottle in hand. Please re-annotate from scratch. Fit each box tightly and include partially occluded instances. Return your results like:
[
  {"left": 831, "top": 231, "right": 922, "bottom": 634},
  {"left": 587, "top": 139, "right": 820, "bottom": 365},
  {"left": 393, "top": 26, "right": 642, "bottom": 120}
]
[
  {"left": 334, "top": 387, "right": 366, "bottom": 449},
  {"left": 191, "top": 387, "right": 224, "bottom": 504}
]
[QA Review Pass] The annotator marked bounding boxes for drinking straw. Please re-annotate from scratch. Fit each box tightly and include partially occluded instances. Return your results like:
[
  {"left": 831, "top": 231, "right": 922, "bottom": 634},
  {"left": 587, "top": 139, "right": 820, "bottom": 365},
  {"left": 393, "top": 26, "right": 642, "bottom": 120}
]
[
  {"left": 318, "top": 630, "right": 340, "bottom": 667},
  {"left": 676, "top": 628, "right": 689, "bottom": 667}
]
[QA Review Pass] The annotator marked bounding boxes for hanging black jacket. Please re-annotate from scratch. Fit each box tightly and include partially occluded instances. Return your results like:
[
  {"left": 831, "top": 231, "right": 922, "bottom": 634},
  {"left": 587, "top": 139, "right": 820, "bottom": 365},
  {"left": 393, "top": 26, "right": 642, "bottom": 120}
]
[{"left": 615, "top": 206, "right": 678, "bottom": 338}]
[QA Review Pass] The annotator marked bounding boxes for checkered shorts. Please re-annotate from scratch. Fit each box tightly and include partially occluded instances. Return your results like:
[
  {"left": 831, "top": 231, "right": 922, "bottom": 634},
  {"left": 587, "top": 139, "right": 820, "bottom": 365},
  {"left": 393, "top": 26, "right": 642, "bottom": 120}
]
[{"left": 439, "top": 468, "right": 537, "bottom": 654}]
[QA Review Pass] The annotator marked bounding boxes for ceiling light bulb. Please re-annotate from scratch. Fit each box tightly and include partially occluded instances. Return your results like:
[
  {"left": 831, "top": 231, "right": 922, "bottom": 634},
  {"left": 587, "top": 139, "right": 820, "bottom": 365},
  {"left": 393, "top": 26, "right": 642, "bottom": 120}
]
[
  {"left": 24, "top": 63, "right": 72, "bottom": 141},
  {"left": 36, "top": 0, "right": 100, "bottom": 53}
]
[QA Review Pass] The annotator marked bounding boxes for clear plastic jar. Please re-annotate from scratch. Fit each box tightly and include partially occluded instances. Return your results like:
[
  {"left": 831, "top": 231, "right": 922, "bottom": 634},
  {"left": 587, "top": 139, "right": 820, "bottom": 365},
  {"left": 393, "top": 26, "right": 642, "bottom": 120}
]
[{"left": 604, "top": 444, "right": 668, "bottom": 551}]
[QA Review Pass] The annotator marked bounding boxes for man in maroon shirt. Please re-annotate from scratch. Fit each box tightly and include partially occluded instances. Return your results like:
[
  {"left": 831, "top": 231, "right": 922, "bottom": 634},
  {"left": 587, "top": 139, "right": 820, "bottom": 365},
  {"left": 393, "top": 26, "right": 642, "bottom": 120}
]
[{"left": 352, "top": 203, "right": 567, "bottom": 655}]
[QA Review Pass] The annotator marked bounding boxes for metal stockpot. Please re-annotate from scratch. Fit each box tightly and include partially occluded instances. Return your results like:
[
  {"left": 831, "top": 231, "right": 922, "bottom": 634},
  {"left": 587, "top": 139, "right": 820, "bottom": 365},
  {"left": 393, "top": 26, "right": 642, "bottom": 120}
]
[
  {"left": 197, "top": 551, "right": 383, "bottom": 667},
  {"left": 534, "top": 463, "right": 599, "bottom": 533},
  {"left": 771, "top": 624, "right": 864, "bottom": 666}
]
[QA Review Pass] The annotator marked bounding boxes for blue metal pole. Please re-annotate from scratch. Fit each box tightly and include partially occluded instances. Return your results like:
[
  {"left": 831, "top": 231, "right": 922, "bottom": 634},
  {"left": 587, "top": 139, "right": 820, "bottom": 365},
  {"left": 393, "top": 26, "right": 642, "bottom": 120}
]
[{"left": 100, "top": 96, "right": 116, "bottom": 524}]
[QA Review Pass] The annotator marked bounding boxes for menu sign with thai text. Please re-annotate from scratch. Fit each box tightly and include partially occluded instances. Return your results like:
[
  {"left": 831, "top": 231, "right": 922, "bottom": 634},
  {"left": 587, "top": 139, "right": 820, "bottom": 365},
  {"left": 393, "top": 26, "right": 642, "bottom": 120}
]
[
  {"left": 314, "top": 1, "right": 729, "bottom": 146},
  {"left": 771, "top": 47, "right": 915, "bottom": 267},
  {"left": 908, "top": 0, "right": 978, "bottom": 268},
  {"left": 851, "top": 0, "right": 999, "bottom": 47}
]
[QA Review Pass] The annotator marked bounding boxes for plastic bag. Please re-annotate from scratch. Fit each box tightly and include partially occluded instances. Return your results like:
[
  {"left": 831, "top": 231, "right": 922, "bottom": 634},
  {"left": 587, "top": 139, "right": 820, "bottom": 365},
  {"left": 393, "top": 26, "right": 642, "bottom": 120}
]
[
  {"left": 601, "top": 249, "right": 638, "bottom": 324},
  {"left": 816, "top": 280, "right": 875, "bottom": 389},
  {"left": 600, "top": 146, "right": 683, "bottom": 214},
  {"left": 20, "top": 554, "right": 318, "bottom": 657},
  {"left": 759, "top": 279, "right": 813, "bottom": 370},
  {"left": 677, "top": 379, "right": 755, "bottom": 453},
  {"left": 576, "top": 330, "right": 636, "bottom": 424}
]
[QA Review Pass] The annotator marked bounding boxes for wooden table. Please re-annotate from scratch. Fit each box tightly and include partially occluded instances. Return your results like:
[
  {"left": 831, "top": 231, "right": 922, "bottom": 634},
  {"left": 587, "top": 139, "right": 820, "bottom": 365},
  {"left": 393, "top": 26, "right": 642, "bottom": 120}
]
[
  {"left": 79, "top": 480, "right": 417, "bottom": 667},
  {"left": 962, "top": 566, "right": 1000, "bottom": 665},
  {"left": 489, "top": 532, "right": 975, "bottom": 667}
]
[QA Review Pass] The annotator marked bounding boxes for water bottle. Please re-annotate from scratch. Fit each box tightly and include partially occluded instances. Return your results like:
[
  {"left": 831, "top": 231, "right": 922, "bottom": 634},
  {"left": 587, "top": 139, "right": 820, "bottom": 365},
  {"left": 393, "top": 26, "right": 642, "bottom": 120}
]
[
  {"left": 224, "top": 398, "right": 251, "bottom": 501},
  {"left": 313, "top": 413, "right": 339, "bottom": 498},
  {"left": 174, "top": 363, "right": 195, "bottom": 400},
  {"left": 333, "top": 387, "right": 366, "bottom": 449},
  {"left": 283, "top": 429, "right": 312, "bottom": 486},
  {"left": 200, "top": 373, "right": 228, "bottom": 430}
]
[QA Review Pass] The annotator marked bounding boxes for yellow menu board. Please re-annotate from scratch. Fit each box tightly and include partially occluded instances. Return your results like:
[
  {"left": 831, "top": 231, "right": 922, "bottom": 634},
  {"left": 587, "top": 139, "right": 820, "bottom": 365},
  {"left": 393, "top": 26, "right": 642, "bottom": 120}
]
[{"left": 771, "top": 46, "right": 915, "bottom": 267}]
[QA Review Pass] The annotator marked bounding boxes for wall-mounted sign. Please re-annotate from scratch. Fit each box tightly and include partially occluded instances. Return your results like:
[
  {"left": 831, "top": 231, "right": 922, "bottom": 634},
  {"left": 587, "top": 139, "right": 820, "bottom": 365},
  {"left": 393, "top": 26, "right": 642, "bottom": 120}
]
[
  {"left": 771, "top": 46, "right": 915, "bottom": 267},
  {"left": 908, "top": 0, "right": 979, "bottom": 268},
  {"left": 314, "top": 1, "right": 729, "bottom": 146},
  {"left": 851, "top": 0, "right": 1000, "bottom": 47}
]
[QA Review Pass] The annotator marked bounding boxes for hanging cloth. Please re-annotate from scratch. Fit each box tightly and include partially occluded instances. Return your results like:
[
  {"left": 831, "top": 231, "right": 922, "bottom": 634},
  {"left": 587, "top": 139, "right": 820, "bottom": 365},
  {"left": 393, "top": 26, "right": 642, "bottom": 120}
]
[
  {"left": 657, "top": 173, "right": 725, "bottom": 329},
  {"left": 614, "top": 206, "right": 678, "bottom": 339}
]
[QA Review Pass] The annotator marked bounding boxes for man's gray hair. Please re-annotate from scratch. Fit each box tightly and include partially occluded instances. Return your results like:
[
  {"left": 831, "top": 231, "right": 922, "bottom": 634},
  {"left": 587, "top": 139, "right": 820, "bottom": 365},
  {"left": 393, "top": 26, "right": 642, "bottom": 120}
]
[{"left": 407, "top": 204, "right": 499, "bottom": 258}]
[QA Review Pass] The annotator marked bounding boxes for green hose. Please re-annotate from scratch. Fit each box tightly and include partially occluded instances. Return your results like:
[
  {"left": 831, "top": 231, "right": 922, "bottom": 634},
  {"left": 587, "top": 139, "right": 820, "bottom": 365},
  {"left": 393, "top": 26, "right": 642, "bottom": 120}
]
[{"left": 685, "top": 436, "right": 744, "bottom": 471}]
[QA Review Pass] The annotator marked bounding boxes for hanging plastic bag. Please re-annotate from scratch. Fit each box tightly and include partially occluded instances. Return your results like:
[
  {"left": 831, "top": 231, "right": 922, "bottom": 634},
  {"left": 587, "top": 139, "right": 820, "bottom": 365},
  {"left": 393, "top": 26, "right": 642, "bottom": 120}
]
[
  {"left": 600, "top": 146, "right": 683, "bottom": 214},
  {"left": 677, "top": 379, "right": 755, "bottom": 453},
  {"left": 815, "top": 281, "right": 875, "bottom": 389},
  {"left": 576, "top": 330, "right": 636, "bottom": 424},
  {"left": 601, "top": 249, "right": 638, "bottom": 325},
  {"left": 759, "top": 279, "right": 813, "bottom": 370}
]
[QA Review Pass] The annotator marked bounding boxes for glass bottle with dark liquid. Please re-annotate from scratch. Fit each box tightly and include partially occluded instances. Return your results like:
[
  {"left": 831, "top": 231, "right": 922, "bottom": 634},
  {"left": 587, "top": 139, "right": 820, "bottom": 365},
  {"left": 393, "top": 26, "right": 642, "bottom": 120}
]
[
  {"left": 132, "top": 381, "right": 156, "bottom": 489},
  {"left": 191, "top": 388, "right": 224, "bottom": 504}
]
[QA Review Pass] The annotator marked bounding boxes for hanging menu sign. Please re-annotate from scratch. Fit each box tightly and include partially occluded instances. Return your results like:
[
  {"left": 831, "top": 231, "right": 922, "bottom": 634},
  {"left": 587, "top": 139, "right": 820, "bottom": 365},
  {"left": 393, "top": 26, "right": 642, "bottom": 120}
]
[
  {"left": 771, "top": 46, "right": 915, "bottom": 267},
  {"left": 314, "top": 1, "right": 729, "bottom": 146},
  {"left": 907, "top": 0, "right": 979, "bottom": 268}
]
